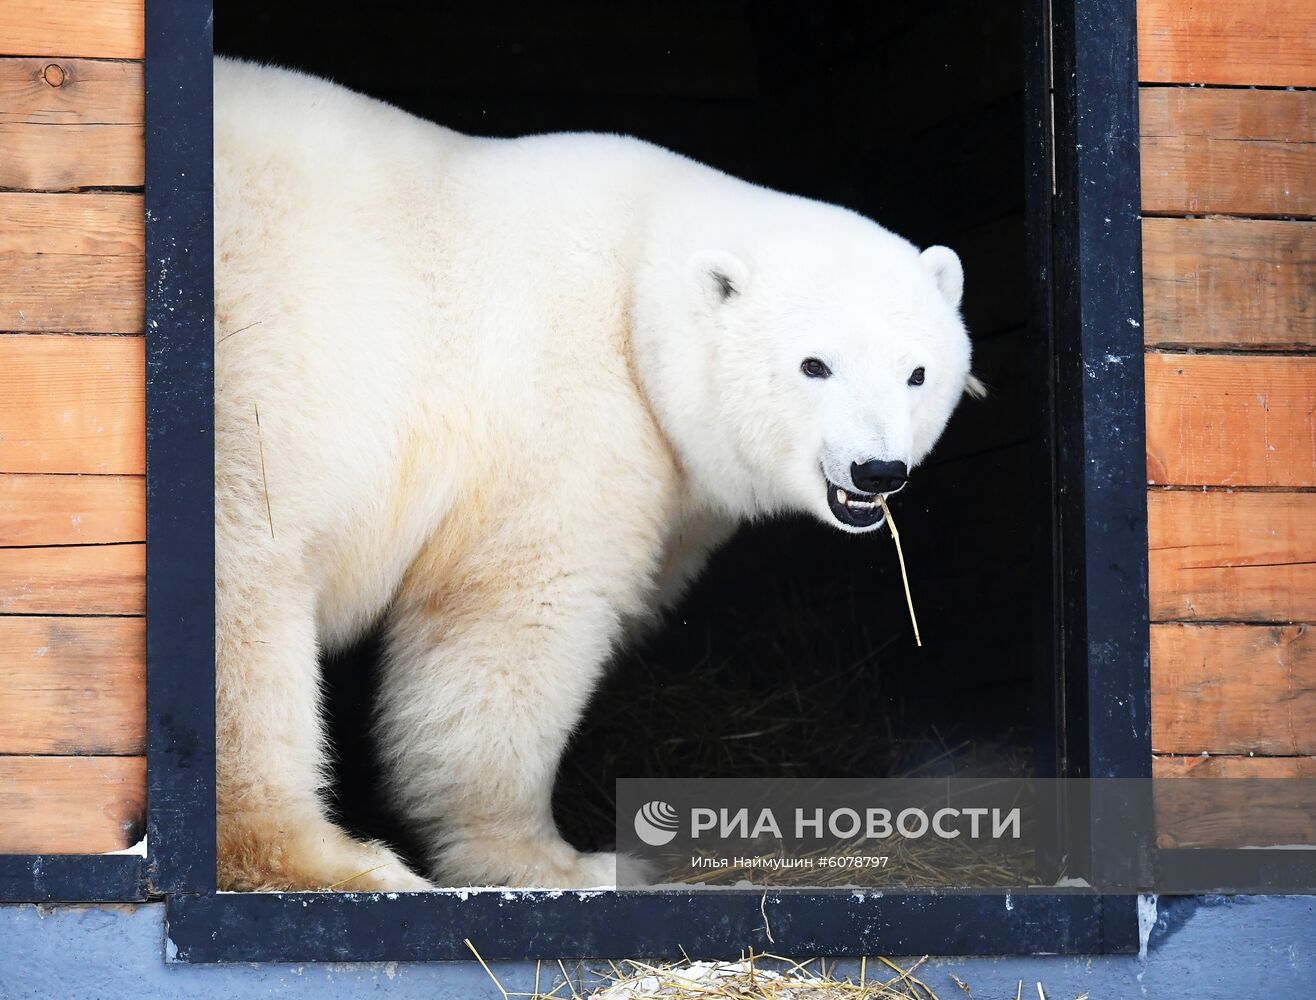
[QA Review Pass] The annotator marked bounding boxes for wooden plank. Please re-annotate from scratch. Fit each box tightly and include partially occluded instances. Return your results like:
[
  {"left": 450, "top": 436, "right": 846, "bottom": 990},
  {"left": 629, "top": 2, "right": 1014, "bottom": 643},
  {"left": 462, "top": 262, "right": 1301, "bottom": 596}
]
[
  {"left": 1142, "top": 218, "right": 1316, "bottom": 350},
  {"left": 0, "top": 191, "right": 143, "bottom": 332},
  {"left": 0, "top": 334, "right": 144, "bottom": 474},
  {"left": 1154, "top": 755, "right": 1316, "bottom": 849},
  {"left": 1145, "top": 353, "right": 1316, "bottom": 488},
  {"left": 1152, "top": 623, "right": 1316, "bottom": 755},
  {"left": 1138, "top": 0, "right": 1316, "bottom": 88},
  {"left": 1148, "top": 491, "right": 1316, "bottom": 623},
  {"left": 0, "top": 193, "right": 141, "bottom": 255},
  {"left": 0, "top": 474, "right": 144, "bottom": 545},
  {"left": 0, "top": 544, "right": 144, "bottom": 615},
  {"left": 1140, "top": 88, "right": 1316, "bottom": 217},
  {"left": 1155, "top": 756, "right": 1316, "bottom": 780},
  {"left": 0, "top": 617, "right": 144, "bottom": 754},
  {"left": 0, "top": 57, "right": 142, "bottom": 125},
  {"left": 1, "top": 252, "right": 143, "bottom": 332},
  {"left": 0, "top": 1, "right": 144, "bottom": 60},
  {"left": 0, "top": 121, "right": 143, "bottom": 189},
  {"left": 0, "top": 755, "right": 145, "bottom": 854},
  {"left": 0, "top": 56, "right": 143, "bottom": 189}
]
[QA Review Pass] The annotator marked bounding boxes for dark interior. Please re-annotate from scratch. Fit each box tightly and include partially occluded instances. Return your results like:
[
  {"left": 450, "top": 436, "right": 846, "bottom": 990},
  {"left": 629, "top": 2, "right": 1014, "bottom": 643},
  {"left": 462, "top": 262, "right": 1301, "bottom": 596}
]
[{"left": 217, "top": 1, "right": 1046, "bottom": 863}]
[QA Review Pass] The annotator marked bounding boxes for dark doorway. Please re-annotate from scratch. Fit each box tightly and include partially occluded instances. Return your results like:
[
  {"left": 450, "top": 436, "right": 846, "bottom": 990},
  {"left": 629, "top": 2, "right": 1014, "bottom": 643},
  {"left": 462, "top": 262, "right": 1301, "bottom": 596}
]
[{"left": 216, "top": 0, "right": 1046, "bottom": 867}]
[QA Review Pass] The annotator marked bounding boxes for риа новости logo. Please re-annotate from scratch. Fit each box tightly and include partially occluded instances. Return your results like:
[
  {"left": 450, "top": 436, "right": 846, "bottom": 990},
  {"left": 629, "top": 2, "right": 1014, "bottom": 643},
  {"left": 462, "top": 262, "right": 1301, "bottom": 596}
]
[{"left": 633, "top": 800, "right": 679, "bottom": 846}]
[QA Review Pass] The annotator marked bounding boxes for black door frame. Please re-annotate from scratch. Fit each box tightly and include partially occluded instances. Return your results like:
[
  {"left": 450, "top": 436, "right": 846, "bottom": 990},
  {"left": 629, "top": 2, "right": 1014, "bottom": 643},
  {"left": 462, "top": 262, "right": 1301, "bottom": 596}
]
[{"left": 2, "top": 0, "right": 1156, "bottom": 958}]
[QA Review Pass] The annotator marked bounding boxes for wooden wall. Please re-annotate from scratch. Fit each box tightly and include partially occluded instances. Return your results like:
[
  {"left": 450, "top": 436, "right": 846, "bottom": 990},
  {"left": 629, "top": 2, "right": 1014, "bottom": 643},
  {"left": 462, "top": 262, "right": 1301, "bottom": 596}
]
[
  {"left": 1139, "top": 0, "right": 1316, "bottom": 847},
  {"left": 0, "top": 1, "right": 146, "bottom": 853},
  {"left": 2, "top": 0, "right": 1311, "bottom": 858}
]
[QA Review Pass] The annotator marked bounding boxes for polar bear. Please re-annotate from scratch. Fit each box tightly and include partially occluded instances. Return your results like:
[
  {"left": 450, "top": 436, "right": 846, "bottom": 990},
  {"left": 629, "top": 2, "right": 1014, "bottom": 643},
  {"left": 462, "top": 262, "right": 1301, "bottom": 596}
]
[{"left": 213, "top": 57, "right": 981, "bottom": 892}]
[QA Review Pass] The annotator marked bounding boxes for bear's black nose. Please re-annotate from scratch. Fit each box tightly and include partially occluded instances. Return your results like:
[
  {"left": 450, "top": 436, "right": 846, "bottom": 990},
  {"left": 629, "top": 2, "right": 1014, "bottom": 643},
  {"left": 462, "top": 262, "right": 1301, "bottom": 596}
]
[{"left": 851, "top": 459, "right": 908, "bottom": 495}]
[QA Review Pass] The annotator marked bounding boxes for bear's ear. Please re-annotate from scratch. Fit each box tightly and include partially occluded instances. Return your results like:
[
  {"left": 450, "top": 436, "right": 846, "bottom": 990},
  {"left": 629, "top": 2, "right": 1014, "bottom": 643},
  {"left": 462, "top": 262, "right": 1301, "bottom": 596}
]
[
  {"left": 965, "top": 373, "right": 988, "bottom": 399},
  {"left": 920, "top": 245, "right": 964, "bottom": 309},
  {"left": 691, "top": 250, "right": 750, "bottom": 305}
]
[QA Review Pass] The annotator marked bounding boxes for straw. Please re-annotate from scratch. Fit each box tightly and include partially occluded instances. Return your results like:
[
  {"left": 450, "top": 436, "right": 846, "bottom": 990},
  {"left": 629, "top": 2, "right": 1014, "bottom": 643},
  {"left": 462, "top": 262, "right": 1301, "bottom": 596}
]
[{"left": 877, "top": 495, "right": 920, "bottom": 647}]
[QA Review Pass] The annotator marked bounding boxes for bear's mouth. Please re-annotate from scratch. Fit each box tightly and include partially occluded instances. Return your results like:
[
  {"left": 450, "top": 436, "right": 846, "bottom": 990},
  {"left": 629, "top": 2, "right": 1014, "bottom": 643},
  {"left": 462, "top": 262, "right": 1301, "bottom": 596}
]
[{"left": 825, "top": 478, "right": 887, "bottom": 530}]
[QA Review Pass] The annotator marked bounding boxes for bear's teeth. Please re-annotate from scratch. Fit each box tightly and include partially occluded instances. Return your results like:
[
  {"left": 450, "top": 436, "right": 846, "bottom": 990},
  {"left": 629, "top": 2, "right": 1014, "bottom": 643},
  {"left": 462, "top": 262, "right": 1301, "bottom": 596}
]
[{"left": 836, "top": 488, "right": 848, "bottom": 504}]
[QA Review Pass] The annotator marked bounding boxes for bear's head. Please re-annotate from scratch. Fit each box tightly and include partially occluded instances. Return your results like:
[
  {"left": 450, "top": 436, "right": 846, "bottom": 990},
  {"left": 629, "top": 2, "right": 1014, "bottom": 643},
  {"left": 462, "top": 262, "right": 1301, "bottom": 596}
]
[{"left": 635, "top": 203, "right": 982, "bottom": 534}]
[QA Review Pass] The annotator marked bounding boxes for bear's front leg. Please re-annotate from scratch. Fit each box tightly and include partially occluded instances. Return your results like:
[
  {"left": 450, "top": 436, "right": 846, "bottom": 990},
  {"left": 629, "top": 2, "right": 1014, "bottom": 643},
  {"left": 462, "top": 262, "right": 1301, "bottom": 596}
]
[
  {"left": 377, "top": 548, "right": 649, "bottom": 889},
  {"left": 215, "top": 564, "right": 434, "bottom": 893}
]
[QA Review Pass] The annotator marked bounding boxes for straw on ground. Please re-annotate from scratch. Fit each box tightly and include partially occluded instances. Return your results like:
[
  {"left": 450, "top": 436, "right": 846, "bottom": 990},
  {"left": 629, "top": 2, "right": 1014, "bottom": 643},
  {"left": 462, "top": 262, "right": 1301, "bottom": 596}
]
[{"left": 463, "top": 947, "right": 1072, "bottom": 1000}]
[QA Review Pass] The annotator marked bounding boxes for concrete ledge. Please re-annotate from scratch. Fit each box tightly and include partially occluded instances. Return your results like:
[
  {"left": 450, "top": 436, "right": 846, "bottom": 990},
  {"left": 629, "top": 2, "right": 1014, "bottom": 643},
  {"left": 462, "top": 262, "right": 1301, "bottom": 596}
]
[{"left": 2, "top": 896, "right": 1313, "bottom": 998}]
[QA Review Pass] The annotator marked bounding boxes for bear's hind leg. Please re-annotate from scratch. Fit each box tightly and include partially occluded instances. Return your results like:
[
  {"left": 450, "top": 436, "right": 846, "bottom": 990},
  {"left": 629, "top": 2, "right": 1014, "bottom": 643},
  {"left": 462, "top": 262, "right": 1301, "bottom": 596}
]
[{"left": 216, "top": 576, "right": 432, "bottom": 892}]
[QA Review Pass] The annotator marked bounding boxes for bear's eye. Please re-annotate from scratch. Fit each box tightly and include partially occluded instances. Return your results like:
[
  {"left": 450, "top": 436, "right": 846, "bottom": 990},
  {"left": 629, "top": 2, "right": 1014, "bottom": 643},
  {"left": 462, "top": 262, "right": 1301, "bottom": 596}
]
[
  {"left": 801, "top": 358, "right": 832, "bottom": 379},
  {"left": 907, "top": 367, "right": 926, "bottom": 386}
]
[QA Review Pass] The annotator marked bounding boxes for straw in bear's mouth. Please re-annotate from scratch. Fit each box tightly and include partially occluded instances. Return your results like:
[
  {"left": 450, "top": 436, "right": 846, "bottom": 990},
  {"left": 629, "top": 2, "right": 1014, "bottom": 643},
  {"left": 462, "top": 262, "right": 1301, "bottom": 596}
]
[{"left": 824, "top": 477, "right": 886, "bottom": 529}]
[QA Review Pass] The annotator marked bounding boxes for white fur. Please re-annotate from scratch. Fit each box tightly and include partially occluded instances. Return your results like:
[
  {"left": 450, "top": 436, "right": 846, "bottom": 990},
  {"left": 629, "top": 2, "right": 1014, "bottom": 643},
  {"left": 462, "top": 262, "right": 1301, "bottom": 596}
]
[{"left": 213, "top": 57, "right": 976, "bottom": 891}]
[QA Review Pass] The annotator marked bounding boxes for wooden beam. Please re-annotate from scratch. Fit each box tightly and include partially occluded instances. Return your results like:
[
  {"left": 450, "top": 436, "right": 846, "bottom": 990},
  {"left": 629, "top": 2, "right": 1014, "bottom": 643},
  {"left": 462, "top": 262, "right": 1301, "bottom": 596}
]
[
  {"left": 0, "top": 192, "right": 141, "bottom": 255},
  {"left": 1154, "top": 754, "right": 1316, "bottom": 849},
  {"left": 0, "top": 474, "right": 144, "bottom": 545},
  {"left": 2, "top": 253, "right": 143, "bottom": 333},
  {"left": 1152, "top": 623, "right": 1315, "bottom": 755},
  {"left": 0, "top": 57, "right": 142, "bottom": 124},
  {"left": 0, "top": 334, "right": 144, "bottom": 474},
  {"left": 0, "top": 755, "right": 145, "bottom": 854},
  {"left": 1145, "top": 353, "right": 1316, "bottom": 488},
  {"left": 1143, "top": 218, "right": 1316, "bottom": 351},
  {"left": 0, "top": 122, "right": 143, "bottom": 189},
  {"left": 0, "top": 2, "right": 144, "bottom": 61},
  {"left": 1155, "top": 756, "right": 1316, "bottom": 779},
  {"left": 1138, "top": 0, "right": 1316, "bottom": 88},
  {"left": 0, "top": 617, "right": 144, "bottom": 754},
  {"left": 1140, "top": 88, "right": 1316, "bottom": 218},
  {"left": 0, "top": 192, "right": 143, "bottom": 333},
  {"left": 0, "top": 57, "right": 143, "bottom": 190},
  {"left": 0, "top": 544, "right": 144, "bottom": 615},
  {"left": 1149, "top": 490, "right": 1316, "bottom": 623}
]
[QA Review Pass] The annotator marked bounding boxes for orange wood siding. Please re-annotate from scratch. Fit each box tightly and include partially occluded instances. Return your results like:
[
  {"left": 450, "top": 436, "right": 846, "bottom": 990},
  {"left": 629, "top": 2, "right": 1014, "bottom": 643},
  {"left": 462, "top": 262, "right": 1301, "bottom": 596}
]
[
  {"left": 0, "top": 57, "right": 144, "bottom": 190},
  {"left": 1148, "top": 491, "right": 1316, "bottom": 623},
  {"left": 1142, "top": 219, "right": 1316, "bottom": 351},
  {"left": 1140, "top": 88, "right": 1316, "bottom": 218},
  {"left": 1138, "top": 0, "right": 1316, "bottom": 89},
  {"left": 6, "top": 0, "right": 1315, "bottom": 857},
  {"left": 0, "top": 474, "right": 144, "bottom": 546},
  {"left": 0, "top": 191, "right": 145, "bottom": 332},
  {"left": 1153, "top": 754, "right": 1316, "bottom": 849},
  {"left": 0, "top": 335, "right": 146, "bottom": 475},
  {"left": 0, "top": 545, "right": 145, "bottom": 616},
  {"left": 0, "top": 618, "right": 146, "bottom": 755},
  {"left": 0, "top": 0, "right": 146, "bottom": 855},
  {"left": 0, "top": 756, "right": 146, "bottom": 854},
  {"left": 0, "top": 2, "right": 145, "bottom": 61},
  {"left": 1151, "top": 623, "right": 1315, "bottom": 756},
  {"left": 1139, "top": 0, "right": 1316, "bottom": 846},
  {"left": 1144, "top": 354, "right": 1316, "bottom": 488}
]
